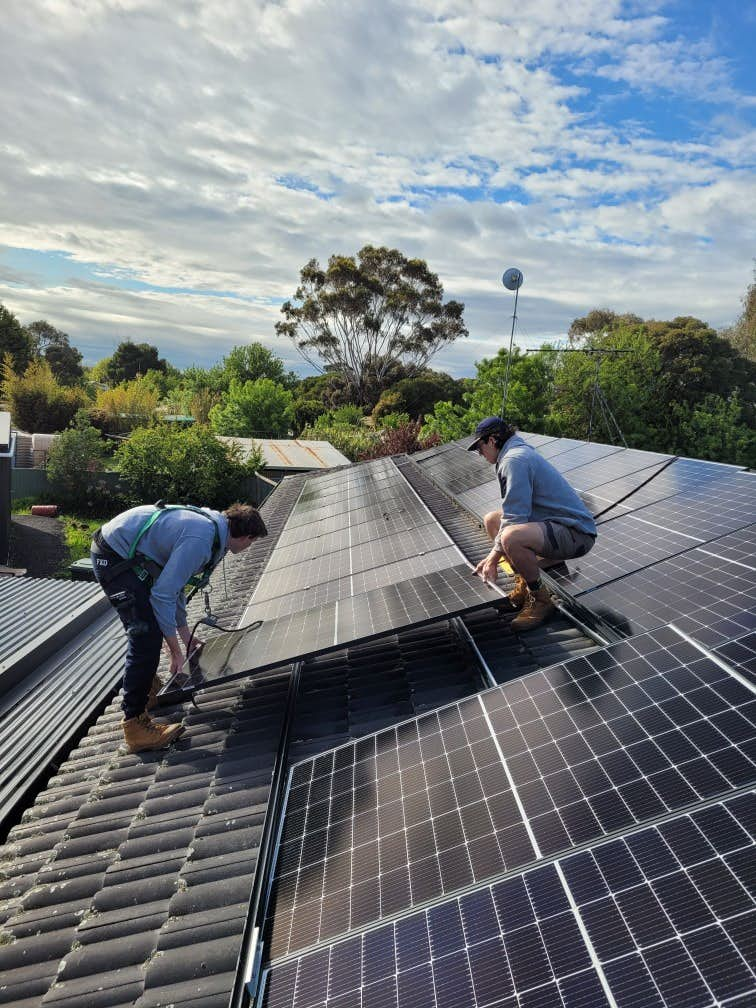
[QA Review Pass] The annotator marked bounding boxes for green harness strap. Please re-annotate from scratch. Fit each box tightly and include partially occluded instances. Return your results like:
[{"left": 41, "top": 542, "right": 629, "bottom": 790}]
[{"left": 128, "top": 503, "right": 222, "bottom": 588}]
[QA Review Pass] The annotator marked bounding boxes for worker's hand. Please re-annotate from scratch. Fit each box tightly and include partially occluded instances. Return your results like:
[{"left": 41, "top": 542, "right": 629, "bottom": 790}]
[
  {"left": 165, "top": 635, "right": 185, "bottom": 679},
  {"left": 473, "top": 554, "right": 500, "bottom": 584}
]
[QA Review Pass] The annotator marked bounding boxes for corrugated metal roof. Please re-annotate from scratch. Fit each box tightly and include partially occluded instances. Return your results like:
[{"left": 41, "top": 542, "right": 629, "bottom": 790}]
[{"left": 219, "top": 436, "right": 351, "bottom": 470}]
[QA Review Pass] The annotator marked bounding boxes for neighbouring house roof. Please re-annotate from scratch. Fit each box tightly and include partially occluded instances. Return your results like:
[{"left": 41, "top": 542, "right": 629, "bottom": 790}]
[{"left": 218, "top": 437, "right": 351, "bottom": 471}]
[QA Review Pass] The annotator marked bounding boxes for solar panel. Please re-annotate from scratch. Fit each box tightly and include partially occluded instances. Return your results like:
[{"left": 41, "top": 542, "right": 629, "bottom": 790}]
[
  {"left": 517, "top": 431, "right": 560, "bottom": 448},
  {"left": 583, "top": 548, "right": 756, "bottom": 647},
  {"left": 705, "top": 525, "right": 756, "bottom": 570},
  {"left": 163, "top": 565, "right": 502, "bottom": 694},
  {"left": 550, "top": 512, "right": 703, "bottom": 595},
  {"left": 583, "top": 457, "right": 740, "bottom": 519},
  {"left": 537, "top": 437, "right": 585, "bottom": 459},
  {"left": 264, "top": 625, "right": 755, "bottom": 960},
  {"left": 261, "top": 791, "right": 756, "bottom": 1008},
  {"left": 567, "top": 449, "right": 672, "bottom": 492}
]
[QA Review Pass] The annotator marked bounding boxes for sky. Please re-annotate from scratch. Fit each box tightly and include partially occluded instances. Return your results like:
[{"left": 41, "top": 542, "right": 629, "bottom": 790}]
[{"left": 1, "top": 0, "right": 754, "bottom": 378}]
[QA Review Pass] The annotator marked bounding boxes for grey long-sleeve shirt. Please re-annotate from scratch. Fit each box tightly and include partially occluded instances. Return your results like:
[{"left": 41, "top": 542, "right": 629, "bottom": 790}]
[
  {"left": 495, "top": 435, "right": 597, "bottom": 538},
  {"left": 100, "top": 505, "right": 229, "bottom": 637}
]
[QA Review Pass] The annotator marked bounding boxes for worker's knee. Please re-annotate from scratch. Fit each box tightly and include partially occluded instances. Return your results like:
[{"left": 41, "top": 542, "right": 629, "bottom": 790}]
[{"left": 499, "top": 522, "right": 544, "bottom": 553}]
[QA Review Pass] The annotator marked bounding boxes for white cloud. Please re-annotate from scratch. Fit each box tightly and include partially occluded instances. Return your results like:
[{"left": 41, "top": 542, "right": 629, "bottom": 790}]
[{"left": 0, "top": 0, "right": 753, "bottom": 374}]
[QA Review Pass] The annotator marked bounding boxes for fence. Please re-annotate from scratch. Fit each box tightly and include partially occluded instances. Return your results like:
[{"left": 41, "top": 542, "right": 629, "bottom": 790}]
[{"left": 11, "top": 469, "right": 277, "bottom": 508}]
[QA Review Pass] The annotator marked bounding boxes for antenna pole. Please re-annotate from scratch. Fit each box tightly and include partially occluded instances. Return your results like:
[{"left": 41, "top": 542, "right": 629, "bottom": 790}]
[{"left": 500, "top": 284, "right": 519, "bottom": 417}]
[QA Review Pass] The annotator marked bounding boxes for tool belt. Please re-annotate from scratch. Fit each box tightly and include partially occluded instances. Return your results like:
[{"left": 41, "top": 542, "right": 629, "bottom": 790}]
[{"left": 92, "top": 528, "right": 162, "bottom": 585}]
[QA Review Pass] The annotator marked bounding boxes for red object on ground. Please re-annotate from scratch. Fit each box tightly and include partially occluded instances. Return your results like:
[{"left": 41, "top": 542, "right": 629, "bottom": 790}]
[{"left": 30, "top": 504, "right": 59, "bottom": 517}]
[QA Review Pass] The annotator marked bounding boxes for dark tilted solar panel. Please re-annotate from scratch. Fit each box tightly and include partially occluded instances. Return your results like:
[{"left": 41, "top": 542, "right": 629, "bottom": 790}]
[
  {"left": 413, "top": 448, "right": 492, "bottom": 496},
  {"left": 288, "top": 484, "right": 418, "bottom": 523},
  {"left": 715, "top": 633, "right": 756, "bottom": 685},
  {"left": 567, "top": 448, "right": 672, "bottom": 492},
  {"left": 550, "top": 512, "right": 704, "bottom": 595},
  {"left": 582, "top": 549, "right": 756, "bottom": 647},
  {"left": 545, "top": 441, "right": 624, "bottom": 473},
  {"left": 281, "top": 495, "right": 431, "bottom": 537},
  {"left": 267, "top": 517, "right": 443, "bottom": 571},
  {"left": 166, "top": 565, "right": 501, "bottom": 692},
  {"left": 265, "top": 625, "right": 755, "bottom": 959},
  {"left": 585, "top": 456, "right": 741, "bottom": 518},
  {"left": 250, "top": 525, "right": 456, "bottom": 603},
  {"left": 261, "top": 792, "right": 756, "bottom": 1008}
]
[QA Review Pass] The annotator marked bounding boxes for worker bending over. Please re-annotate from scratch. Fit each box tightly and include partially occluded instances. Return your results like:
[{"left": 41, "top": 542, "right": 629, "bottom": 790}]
[{"left": 91, "top": 501, "right": 267, "bottom": 752}]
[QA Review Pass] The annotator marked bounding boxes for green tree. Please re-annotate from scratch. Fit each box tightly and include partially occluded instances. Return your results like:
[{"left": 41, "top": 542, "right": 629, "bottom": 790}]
[
  {"left": 0, "top": 303, "right": 33, "bottom": 372},
  {"left": 116, "top": 424, "right": 256, "bottom": 508},
  {"left": 208, "top": 378, "right": 294, "bottom": 437},
  {"left": 2, "top": 358, "right": 90, "bottom": 432},
  {"left": 276, "top": 245, "right": 467, "bottom": 405},
  {"left": 91, "top": 376, "right": 161, "bottom": 434},
  {"left": 359, "top": 420, "right": 441, "bottom": 460},
  {"left": 222, "top": 343, "right": 296, "bottom": 388},
  {"left": 25, "top": 320, "right": 84, "bottom": 385},
  {"left": 106, "top": 341, "right": 167, "bottom": 383},
  {"left": 722, "top": 269, "right": 756, "bottom": 362},
  {"left": 670, "top": 392, "right": 756, "bottom": 467},
  {"left": 372, "top": 369, "right": 462, "bottom": 422}
]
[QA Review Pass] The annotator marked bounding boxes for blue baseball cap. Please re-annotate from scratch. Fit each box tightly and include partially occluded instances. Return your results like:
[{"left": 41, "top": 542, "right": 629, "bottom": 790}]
[{"left": 467, "top": 416, "right": 511, "bottom": 451}]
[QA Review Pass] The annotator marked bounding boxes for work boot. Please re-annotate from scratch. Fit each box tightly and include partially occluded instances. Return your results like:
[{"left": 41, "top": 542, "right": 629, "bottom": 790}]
[
  {"left": 503, "top": 575, "right": 528, "bottom": 611},
  {"left": 122, "top": 713, "right": 184, "bottom": 753},
  {"left": 146, "top": 675, "right": 163, "bottom": 711},
  {"left": 511, "top": 585, "right": 555, "bottom": 632}
]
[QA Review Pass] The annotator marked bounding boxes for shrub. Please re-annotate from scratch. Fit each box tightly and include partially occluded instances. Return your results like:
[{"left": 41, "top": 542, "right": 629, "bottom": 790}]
[
  {"left": 116, "top": 424, "right": 258, "bottom": 508},
  {"left": 91, "top": 377, "right": 161, "bottom": 434},
  {"left": 359, "top": 420, "right": 441, "bottom": 460},
  {"left": 2, "top": 358, "right": 90, "bottom": 432},
  {"left": 46, "top": 415, "right": 124, "bottom": 513}
]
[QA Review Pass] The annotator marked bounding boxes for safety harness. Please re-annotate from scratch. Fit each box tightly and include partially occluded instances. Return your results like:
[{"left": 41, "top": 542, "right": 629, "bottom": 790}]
[{"left": 96, "top": 502, "right": 223, "bottom": 593}]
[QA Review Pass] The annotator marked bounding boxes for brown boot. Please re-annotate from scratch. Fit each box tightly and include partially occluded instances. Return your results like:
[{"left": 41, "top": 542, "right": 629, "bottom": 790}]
[
  {"left": 146, "top": 675, "right": 163, "bottom": 711},
  {"left": 511, "top": 585, "right": 555, "bottom": 632},
  {"left": 503, "top": 575, "right": 529, "bottom": 611},
  {"left": 122, "top": 713, "right": 184, "bottom": 753}
]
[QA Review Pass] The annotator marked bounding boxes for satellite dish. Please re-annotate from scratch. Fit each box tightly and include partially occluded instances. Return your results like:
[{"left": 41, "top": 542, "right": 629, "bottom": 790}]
[{"left": 502, "top": 268, "right": 523, "bottom": 291}]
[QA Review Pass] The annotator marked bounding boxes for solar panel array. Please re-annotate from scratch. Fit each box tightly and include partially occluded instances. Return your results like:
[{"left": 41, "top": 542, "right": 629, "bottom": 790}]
[
  {"left": 261, "top": 623, "right": 756, "bottom": 1006},
  {"left": 162, "top": 457, "right": 513, "bottom": 693}
]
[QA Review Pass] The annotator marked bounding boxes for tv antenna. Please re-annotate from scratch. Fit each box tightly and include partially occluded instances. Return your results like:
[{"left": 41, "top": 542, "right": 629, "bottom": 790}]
[
  {"left": 500, "top": 267, "right": 523, "bottom": 417},
  {"left": 527, "top": 346, "right": 631, "bottom": 446}
]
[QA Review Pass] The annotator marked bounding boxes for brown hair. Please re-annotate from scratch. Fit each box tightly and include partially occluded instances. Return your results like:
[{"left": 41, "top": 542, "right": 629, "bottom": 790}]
[{"left": 223, "top": 503, "right": 268, "bottom": 538}]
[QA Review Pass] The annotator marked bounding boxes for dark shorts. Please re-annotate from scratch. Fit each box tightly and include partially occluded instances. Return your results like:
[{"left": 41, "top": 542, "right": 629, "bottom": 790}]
[{"left": 539, "top": 521, "right": 596, "bottom": 562}]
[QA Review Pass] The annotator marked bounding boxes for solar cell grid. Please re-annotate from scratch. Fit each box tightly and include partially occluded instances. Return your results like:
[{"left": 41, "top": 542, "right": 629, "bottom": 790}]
[
  {"left": 618, "top": 472, "right": 756, "bottom": 541},
  {"left": 550, "top": 513, "right": 702, "bottom": 594},
  {"left": 587, "top": 457, "right": 739, "bottom": 517},
  {"left": 582, "top": 549, "right": 756, "bottom": 648},
  {"left": 262, "top": 793, "right": 756, "bottom": 1008},
  {"left": 696, "top": 524, "right": 756, "bottom": 571},
  {"left": 455, "top": 481, "right": 501, "bottom": 520},
  {"left": 546, "top": 442, "right": 623, "bottom": 474},
  {"left": 289, "top": 484, "right": 417, "bottom": 522},
  {"left": 280, "top": 496, "right": 430, "bottom": 539},
  {"left": 536, "top": 438, "right": 584, "bottom": 459},
  {"left": 566, "top": 450, "right": 671, "bottom": 492},
  {"left": 714, "top": 633, "right": 756, "bottom": 685},
  {"left": 265, "top": 626, "right": 756, "bottom": 959},
  {"left": 517, "top": 431, "right": 560, "bottom": 448},
  {"left": 244, "top": 547, "right": 464, "bottom": 623}
]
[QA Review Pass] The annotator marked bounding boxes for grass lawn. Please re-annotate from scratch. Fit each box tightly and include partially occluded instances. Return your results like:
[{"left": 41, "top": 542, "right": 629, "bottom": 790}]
[{"left": 59, "top": 515, "right": 106, "bottom": 568}]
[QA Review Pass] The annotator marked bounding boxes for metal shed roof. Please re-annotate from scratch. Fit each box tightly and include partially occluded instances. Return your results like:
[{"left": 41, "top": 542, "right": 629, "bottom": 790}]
[{"left": 219, "top": 437, "right": 351, "bottom": 470}]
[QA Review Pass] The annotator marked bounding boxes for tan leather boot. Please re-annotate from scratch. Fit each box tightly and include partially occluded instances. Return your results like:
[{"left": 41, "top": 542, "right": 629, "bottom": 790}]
[
  {"left": 504, "top": 575, "right": 529, "bottom": 611},
  {"left": 511, "top": 585, "right": 555, "bottom": 632},
  {"left": 122, "top": 713, "right": 184, "bottom": 753}
]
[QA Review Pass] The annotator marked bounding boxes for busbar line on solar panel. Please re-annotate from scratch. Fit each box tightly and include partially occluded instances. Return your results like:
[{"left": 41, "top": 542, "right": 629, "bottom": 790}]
[
  {"left": 581, "top": 549, "right": 756, "bottom": 649},
  {"left": 164, "top": 565, "right": 504, "bottom": 694},
  {"left": 263, "top": 625, "right": 755, "bottom": 961},
  {"left": 260, "top": 792, "right": 756, "bottom": 1008}
]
